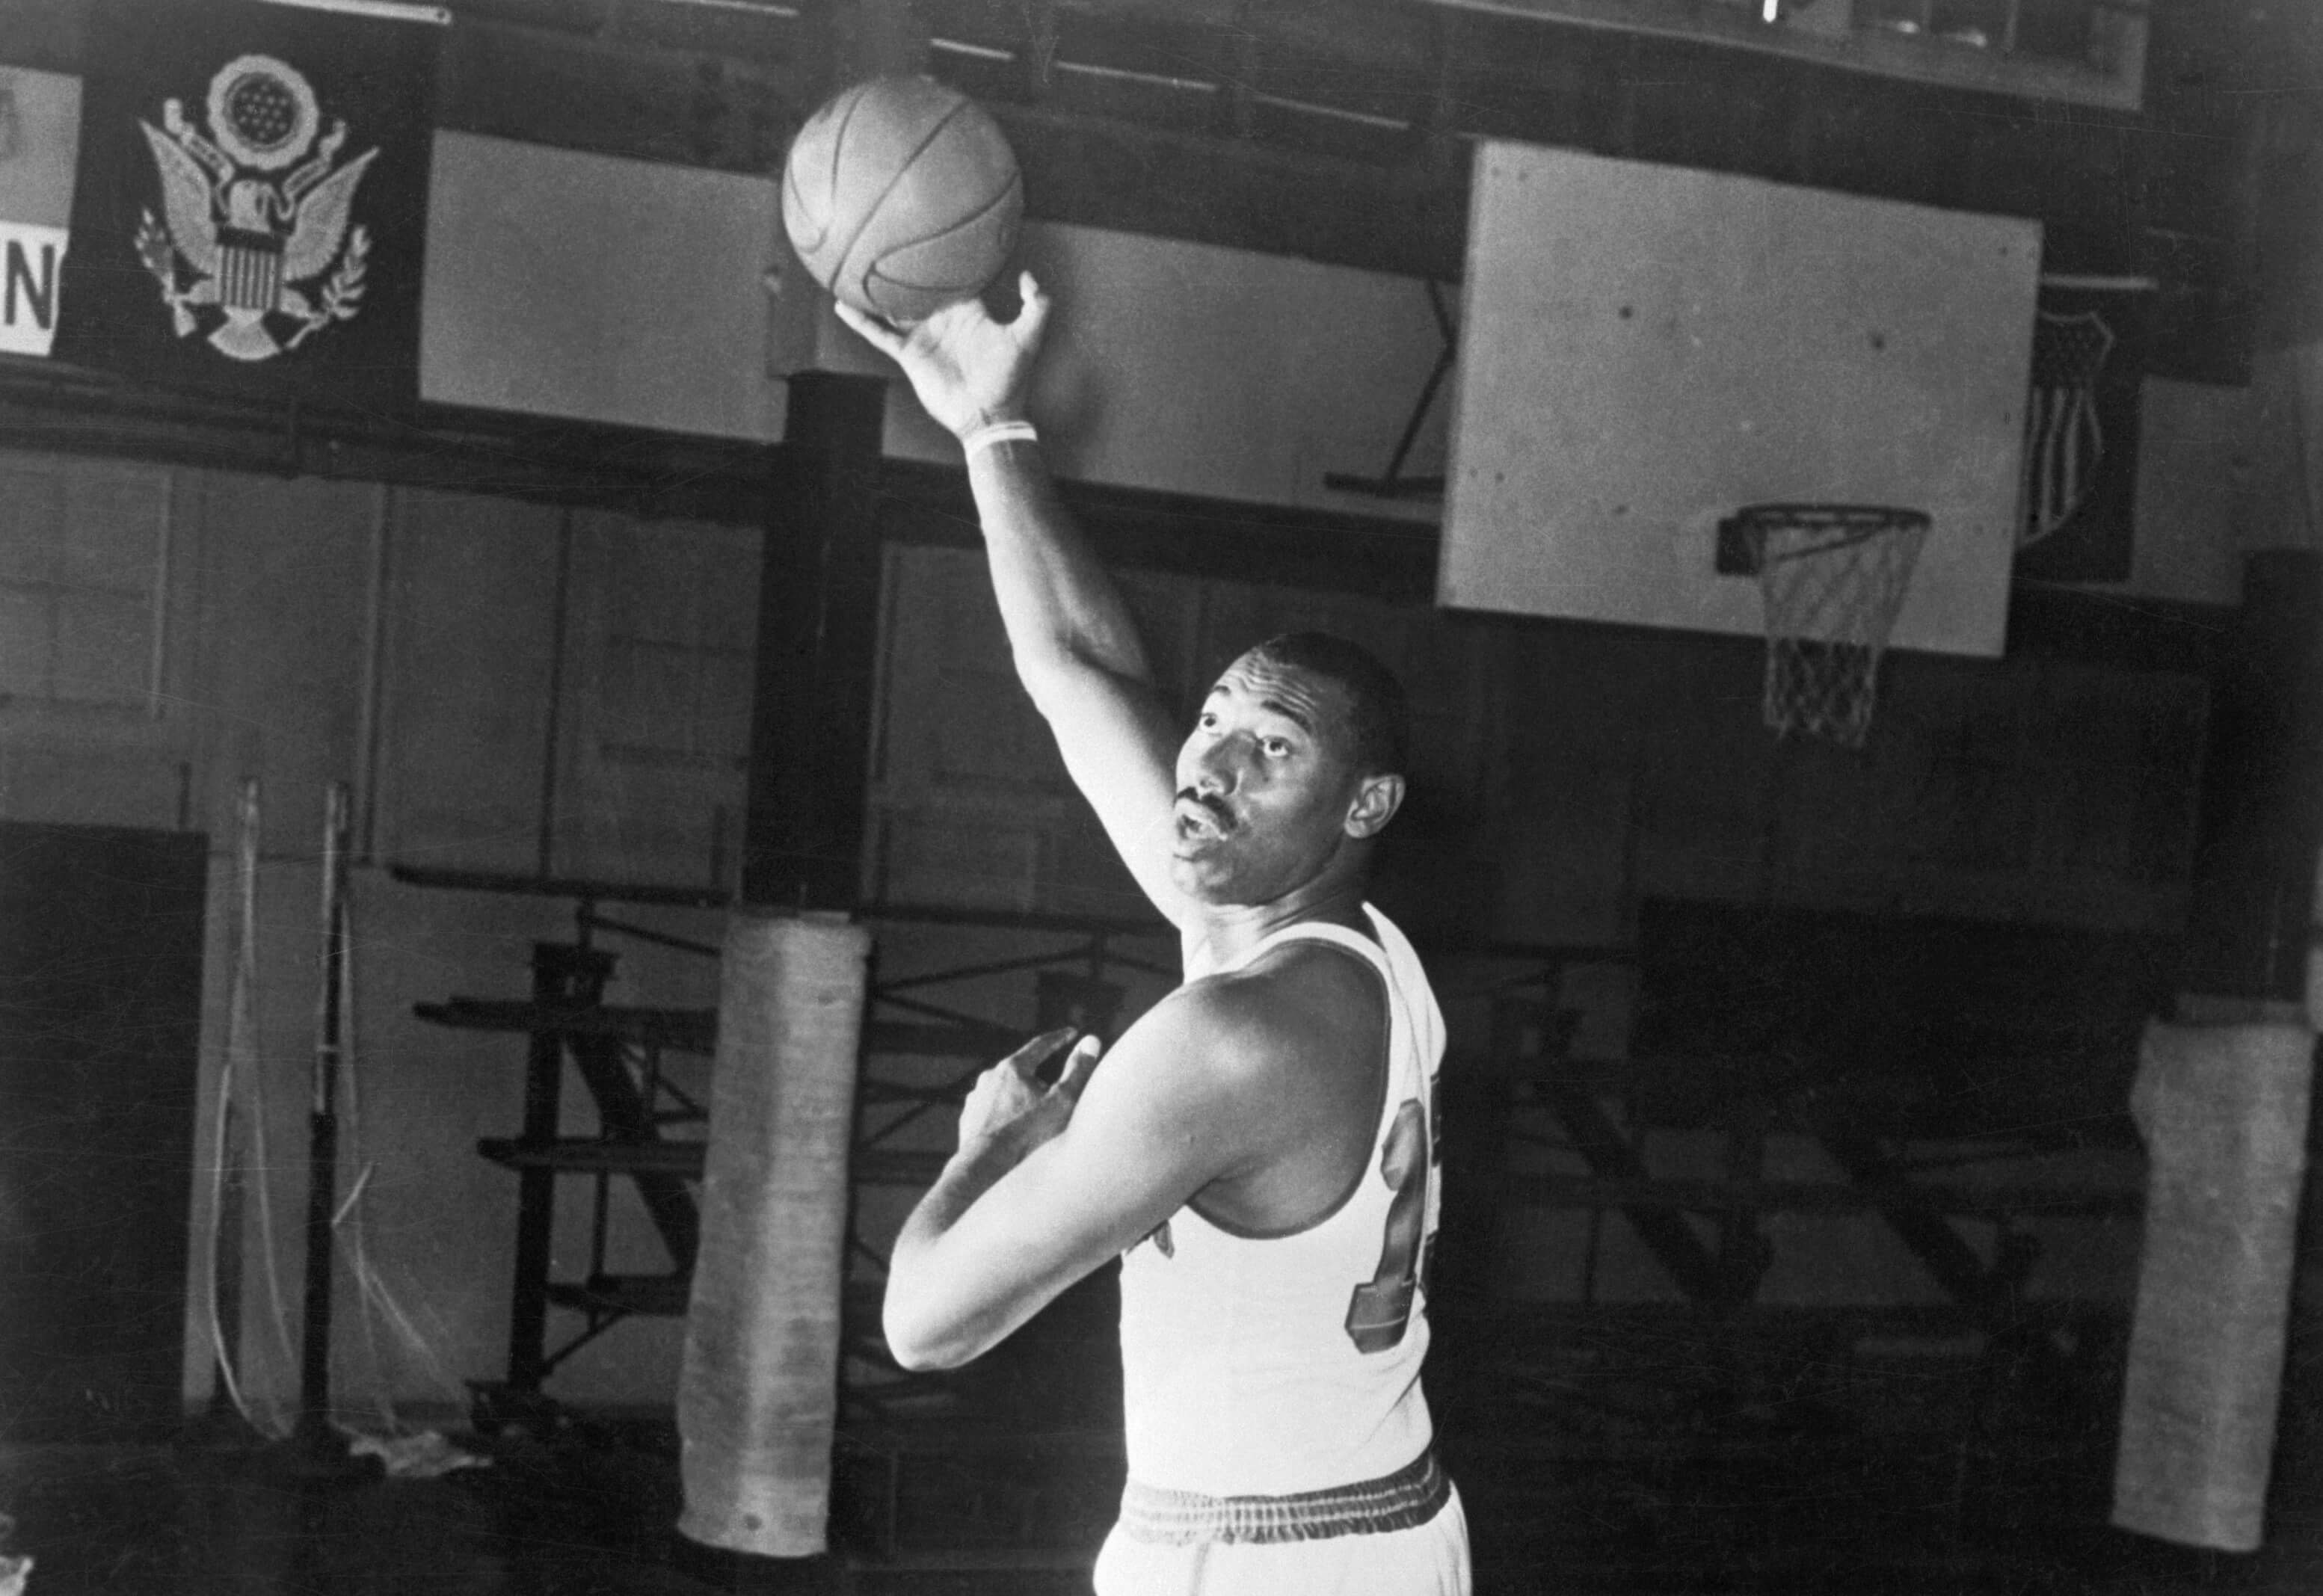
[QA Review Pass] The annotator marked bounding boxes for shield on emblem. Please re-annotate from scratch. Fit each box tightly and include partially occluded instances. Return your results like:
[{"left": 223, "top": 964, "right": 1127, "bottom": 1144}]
[{"left": 2019, "top": 308, "right": 2115, "bottom": 552}]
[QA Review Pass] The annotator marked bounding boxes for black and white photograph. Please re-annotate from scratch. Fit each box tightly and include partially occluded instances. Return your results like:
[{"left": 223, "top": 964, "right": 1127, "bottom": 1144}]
[{"left": 0, "top": 0, "right": 2318, "bottom": 1590}]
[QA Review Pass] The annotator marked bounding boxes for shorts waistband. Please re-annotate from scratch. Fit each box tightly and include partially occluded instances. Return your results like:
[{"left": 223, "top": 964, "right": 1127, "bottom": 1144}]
[{"left": 1117, "top": 1450, "right": 1450, "bottom": 1547}]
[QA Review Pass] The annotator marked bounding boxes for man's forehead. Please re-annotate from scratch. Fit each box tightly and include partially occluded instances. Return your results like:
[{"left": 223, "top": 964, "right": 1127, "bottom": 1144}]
[{"left": 1207, "top": 654, "right": 1351, "bottom": 723}]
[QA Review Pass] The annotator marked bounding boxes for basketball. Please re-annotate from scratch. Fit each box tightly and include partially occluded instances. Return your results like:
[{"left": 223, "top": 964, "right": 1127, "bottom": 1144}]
[{"left": 781, "top": 76, "right": 1024, "bottom": 325}]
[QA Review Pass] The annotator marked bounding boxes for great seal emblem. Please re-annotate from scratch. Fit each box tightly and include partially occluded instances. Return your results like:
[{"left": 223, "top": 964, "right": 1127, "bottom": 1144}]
[{"left": 133, "top": 54, "right": 374, "bottom": 362}]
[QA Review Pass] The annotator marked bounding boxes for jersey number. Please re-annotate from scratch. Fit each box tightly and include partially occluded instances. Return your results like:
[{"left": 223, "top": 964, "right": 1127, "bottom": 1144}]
[{"left": 1344, "top": 1097, "right": 1427, "bottom": 1354}]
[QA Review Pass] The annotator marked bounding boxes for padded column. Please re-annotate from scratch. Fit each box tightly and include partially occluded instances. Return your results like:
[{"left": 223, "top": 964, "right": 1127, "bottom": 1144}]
[
  {"left": 2114, "top": 1017, "right": 2316, "bottom": 1550},
  {"left": 677, "top": 909, "right": 870, "bottom": 1557}
]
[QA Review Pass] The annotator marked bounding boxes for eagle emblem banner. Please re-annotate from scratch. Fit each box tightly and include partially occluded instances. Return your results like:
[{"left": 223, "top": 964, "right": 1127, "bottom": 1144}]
[
  {"left": 54, "top": 0, "right": 444, "bottom": 407},
  {"left": 2013, "top": 282, "right": 2147, "bottom": 584}
]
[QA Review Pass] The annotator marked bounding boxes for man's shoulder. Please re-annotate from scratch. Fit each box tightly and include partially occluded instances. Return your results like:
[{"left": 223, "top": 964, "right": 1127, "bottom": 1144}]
[
  {"left": 1157, "top": 938, "right": 1394, "bottom": 1207},
  {"left": 1169, "top": 939, "right": 1385, "bottom": 1085},
  {"left": 1148, "top": 970, "right": 1286, "bottom": 1060}
]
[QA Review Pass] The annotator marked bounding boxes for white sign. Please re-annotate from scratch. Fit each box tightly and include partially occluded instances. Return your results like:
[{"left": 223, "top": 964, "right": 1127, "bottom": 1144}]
[{"left": 1, "top": 224, "right": 68, "bottom": 357}]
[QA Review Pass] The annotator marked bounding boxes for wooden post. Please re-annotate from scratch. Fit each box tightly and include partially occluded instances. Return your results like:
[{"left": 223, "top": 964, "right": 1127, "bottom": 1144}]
[
  {"left": 741, "top": 372, "right": 889, "bottom": 911},
  {"left": 2179, "top": 551, "right": 2323, "bottom": 1002},
  {"left": 294, "top": 783, "right": 352, "bottom": 1452}
]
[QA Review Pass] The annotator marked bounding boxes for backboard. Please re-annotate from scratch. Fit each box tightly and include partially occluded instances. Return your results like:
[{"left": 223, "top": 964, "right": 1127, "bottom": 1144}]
[{"left": 1439, "top": 143, "right": 2043, "bottom": 659}]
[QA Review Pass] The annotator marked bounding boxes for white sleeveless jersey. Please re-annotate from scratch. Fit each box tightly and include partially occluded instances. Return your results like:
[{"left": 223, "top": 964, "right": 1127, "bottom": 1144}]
[{"left": 1116, "top": 903, "right": 1445, "bottom": 1498}]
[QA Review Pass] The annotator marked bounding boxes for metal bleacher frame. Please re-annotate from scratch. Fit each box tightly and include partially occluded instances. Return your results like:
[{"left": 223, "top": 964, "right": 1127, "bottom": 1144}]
[
  {"left": 396, "top": 865, "right": 727, "bottom": 1432},
  {"left": 395, "top": 863, "right": 1173, "bottom": 1556},
  {"left": 1430, "top": 896, "right": 2166, "bottom": 1521}
]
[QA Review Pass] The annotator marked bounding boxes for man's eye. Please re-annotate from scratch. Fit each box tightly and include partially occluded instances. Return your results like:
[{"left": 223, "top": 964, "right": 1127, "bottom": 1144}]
[
  {"left": 1261, "top": 737, "right": 1291, "bottom": 758},
  {"left": 1198, "top": 712, "right": 1219, "bottom": 730}
]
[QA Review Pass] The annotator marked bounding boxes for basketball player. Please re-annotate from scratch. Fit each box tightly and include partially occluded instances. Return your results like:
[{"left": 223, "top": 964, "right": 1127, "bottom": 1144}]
[{"left": 840, "top": 275, "right": 1470, "bottom": 1596}]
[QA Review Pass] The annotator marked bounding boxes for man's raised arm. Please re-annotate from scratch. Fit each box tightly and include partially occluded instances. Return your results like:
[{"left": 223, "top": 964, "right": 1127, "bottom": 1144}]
[{"left": 837, "top": 279, "right": 1189, "bottom": 925}]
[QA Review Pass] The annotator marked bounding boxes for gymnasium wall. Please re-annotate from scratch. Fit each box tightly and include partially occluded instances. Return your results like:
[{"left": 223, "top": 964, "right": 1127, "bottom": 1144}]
[
  {"left": 0, "top": 105, "right": 2300, "bottom": 1405},
  {"left": 2, "top": 220, "right": 2276, "bottom": 1411},
  {"left": 0, "top": 447, "right": 754, "bottom": 1415},
  {"left": 2071, "top": 369, "right": 2318, "bottom": 609},
  {"left": 0, "top": 424, "right": 2209, "bottom": 1411}
]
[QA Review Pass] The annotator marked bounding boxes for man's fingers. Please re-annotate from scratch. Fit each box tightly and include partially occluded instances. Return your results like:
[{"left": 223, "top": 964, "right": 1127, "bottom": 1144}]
[
  {"left": 832, "top": 298, "right": 905, "bottom": 357},
  {"left": 1012, "top": 272, "right": 1051, "bottom": 346},
  {"left": 1053, "top": 1035, "right": 1103, "bottom": 1100},
  {"left": 1000, "top": 1026, "right": 1077, "bottom": 1077}
]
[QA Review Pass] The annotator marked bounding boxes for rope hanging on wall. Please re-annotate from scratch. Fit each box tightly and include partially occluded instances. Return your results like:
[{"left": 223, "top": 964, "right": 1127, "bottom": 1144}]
[{"left": 203, "top": 778, "right": 299, "bottom": 1438}]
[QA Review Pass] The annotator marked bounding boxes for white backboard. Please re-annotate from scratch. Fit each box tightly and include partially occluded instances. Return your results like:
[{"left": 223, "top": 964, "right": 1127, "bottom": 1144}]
[{"left": 1439, "top": 143, "right": 2043, "bottom": 658}]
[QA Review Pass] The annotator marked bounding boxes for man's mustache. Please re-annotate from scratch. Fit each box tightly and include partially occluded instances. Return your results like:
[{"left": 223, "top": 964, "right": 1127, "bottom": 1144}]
[{"left": 1176, "top": 789, "right": 1234, "bottom": 830}]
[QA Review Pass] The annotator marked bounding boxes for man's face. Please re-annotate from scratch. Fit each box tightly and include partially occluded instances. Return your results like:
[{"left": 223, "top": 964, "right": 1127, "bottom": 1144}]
[{"left": 1168, "top": 652, "right": 1374, "bottom": 906}]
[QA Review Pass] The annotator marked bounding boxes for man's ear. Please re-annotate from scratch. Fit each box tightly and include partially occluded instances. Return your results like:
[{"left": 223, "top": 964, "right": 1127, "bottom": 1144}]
[{"left": 1344, "top": 772, "right": 1405, "bottom": 839}]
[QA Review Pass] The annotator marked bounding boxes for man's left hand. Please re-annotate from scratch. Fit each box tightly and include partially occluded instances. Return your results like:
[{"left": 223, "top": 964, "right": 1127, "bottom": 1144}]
[{"left": 959, "top": 1027, "right": 1103, "bottom": 1162}]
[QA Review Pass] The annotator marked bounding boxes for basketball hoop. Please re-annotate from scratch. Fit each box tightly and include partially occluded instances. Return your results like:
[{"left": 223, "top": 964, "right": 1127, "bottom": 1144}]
[{"left": 1730, "top": 505, "right": 1930, "bottom": 748}]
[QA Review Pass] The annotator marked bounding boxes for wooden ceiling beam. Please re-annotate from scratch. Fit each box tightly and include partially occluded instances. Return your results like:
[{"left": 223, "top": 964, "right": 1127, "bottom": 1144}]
[
  {"left": 439, "top": 15, "right": 807, "bottom": 171},
  {"left": 0, "top": 360, "right": 777, "bottom": 520},
  {"left": 992, "top": 99, "right": 1467, "bottom": 282}
]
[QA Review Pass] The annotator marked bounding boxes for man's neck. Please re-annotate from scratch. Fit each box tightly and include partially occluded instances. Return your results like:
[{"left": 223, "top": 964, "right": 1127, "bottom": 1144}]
[{"left": 1187, "top": 877, "right": 1373, "bottom": 968}]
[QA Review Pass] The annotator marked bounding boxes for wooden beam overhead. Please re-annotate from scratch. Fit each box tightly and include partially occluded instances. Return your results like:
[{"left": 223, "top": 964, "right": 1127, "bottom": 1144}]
[
  {"left": 991, "top": 99, "right": 1469, "bottom": 282},
  {"left": 822, "top": 0, "right": 934, "bottom": 82}
]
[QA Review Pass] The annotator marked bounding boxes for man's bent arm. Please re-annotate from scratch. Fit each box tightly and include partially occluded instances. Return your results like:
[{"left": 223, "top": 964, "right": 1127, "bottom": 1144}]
[
  {"left": 881, "top": 1125, "right": 1059, "bottom": 1372},
  {"left": 884, "top": 989, "right": 1268, "bottom": 1370}
]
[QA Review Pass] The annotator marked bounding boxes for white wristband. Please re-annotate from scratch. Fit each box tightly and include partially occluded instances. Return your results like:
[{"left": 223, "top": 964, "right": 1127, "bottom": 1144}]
[{"left": 961, "top": 419, "right": 1038, "bottom": 455}]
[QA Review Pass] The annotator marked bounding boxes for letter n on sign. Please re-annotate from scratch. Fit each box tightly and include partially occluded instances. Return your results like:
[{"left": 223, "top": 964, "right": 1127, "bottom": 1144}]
[{"left": 0, "top": 224, "right": 66, "bottom": 357}]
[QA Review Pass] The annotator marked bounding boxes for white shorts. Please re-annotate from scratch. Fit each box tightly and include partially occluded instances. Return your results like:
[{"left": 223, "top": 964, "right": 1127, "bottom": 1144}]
[{"left": 1091, "top": 1483, "right": 1471, "bottom": 1596}]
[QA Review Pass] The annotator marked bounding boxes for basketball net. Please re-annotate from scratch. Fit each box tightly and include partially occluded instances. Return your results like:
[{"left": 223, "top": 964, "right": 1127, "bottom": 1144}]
[{"left": 1744, "top": 505, "right": 1930, "bottom": 749}]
